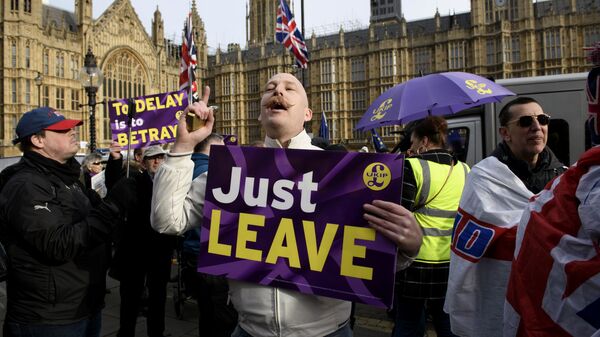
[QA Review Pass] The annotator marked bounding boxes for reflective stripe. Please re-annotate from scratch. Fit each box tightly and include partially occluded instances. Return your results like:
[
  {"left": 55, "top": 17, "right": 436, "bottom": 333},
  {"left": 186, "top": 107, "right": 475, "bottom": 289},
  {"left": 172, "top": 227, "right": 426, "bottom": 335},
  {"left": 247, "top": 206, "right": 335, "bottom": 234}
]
[
  {"left": 417, "top": 159, "right": 430, "bottom": 206},
  {"left": 461, "top": 162, "right": 469, "bottom": 179},
  {"left": 421, "top": 227, "right": 454, "bottom": 237},
  {"left": 415, "top": 207, "right": 457, "bottom": 218}
]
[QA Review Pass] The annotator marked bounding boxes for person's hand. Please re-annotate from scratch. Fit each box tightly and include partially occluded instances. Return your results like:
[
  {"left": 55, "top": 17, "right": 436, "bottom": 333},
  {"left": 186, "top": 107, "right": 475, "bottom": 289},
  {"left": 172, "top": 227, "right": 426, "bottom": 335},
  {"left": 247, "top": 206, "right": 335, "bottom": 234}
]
[
  {"left": 171, "top": 86, "right": 215, "bottom": 153},
  {"left": 363, "top": 200, "right": 422, "bottom": 257},
  {"left": 104, "top": 178, "right": 138, "bottom": 216},
  {"left": 109, "top": 141, "right": 122, "bottom": 159}
]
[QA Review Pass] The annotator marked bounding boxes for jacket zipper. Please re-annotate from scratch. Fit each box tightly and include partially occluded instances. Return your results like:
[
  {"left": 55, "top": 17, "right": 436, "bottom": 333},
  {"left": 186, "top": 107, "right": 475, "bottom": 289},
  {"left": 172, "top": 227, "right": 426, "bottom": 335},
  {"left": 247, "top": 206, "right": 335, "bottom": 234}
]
[{"left": 274, "top": 287, "right": 281, "bottom": 336}]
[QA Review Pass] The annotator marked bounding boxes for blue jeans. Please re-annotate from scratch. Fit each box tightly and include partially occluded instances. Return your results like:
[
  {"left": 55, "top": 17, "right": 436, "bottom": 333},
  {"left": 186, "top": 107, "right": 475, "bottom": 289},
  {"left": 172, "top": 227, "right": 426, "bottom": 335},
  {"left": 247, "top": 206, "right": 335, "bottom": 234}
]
[
  {"left": 3, "top": 312, "right": 102, "bottom": 337},
  {"left": 231, "top": 322, "right": 352, "bottom": 337}
]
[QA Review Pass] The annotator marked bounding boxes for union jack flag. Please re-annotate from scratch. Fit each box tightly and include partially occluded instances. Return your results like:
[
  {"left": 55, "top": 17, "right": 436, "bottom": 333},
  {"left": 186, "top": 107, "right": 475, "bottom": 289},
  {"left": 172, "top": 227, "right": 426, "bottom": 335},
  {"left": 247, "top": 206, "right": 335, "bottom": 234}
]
[
  {"left": 276, "top": 0, "right": 309, "bottom": 68},
  {"left": 179, "top": 12, "right": 198, "bottom": 104},
  {"left": 505, "top": 146, "right": 600, "bottom": 337}
]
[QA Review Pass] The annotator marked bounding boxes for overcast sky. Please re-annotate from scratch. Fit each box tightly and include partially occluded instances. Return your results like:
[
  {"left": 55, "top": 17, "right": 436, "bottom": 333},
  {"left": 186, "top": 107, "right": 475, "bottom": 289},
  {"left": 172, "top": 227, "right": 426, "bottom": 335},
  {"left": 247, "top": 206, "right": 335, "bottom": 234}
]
[{"left": 44, "top": 0, "right": 471, "bottom": 50}]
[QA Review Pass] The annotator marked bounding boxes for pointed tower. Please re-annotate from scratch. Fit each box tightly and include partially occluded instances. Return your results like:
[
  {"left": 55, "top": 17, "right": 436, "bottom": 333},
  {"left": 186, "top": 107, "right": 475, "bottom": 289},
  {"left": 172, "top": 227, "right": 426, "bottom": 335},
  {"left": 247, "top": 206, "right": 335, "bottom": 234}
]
[
  {"left": 370, "top": 0, "right": 402, "bottom": 24},
  {"left": 248, "top": 0, "right": 277, "bottom": 47},
  {"left": 152, "top": 6, "right": 164, "bottom": 47},
  {"left": 75, "top": 0, "right": 92, "bottom": 30},
  {"left": 190, "top": 0, "right": 208, "bottom": 81}
]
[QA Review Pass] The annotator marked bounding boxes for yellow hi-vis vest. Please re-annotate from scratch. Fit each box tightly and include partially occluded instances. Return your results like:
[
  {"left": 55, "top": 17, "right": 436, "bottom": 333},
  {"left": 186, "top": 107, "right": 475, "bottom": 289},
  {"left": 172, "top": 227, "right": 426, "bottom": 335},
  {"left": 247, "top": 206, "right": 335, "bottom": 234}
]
[{"left": 407, "top": 157, "right": 470, "bottom": 264}]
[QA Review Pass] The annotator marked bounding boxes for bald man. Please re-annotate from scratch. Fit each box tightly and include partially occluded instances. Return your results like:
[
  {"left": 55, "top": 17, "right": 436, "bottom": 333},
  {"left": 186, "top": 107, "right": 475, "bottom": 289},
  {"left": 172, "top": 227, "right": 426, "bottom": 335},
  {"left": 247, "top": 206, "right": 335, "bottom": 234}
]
[{"left": 151, "top": 73, "right": 422, "bottom": 337}]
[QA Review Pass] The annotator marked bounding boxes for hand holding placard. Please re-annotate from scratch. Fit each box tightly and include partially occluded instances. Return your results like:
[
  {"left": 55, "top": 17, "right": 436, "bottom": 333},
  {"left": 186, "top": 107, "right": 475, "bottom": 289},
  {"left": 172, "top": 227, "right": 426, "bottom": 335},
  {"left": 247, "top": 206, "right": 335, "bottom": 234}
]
[{"left": 363, "top": 200, "right": 423, "bottom": 257}]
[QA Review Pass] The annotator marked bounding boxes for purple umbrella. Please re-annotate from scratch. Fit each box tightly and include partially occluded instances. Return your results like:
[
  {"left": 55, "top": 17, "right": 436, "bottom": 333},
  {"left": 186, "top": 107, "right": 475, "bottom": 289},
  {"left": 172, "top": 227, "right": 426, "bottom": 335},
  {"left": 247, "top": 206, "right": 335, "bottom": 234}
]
[{"left": 355, "top": 72, "right": 515, "bottom": 131}]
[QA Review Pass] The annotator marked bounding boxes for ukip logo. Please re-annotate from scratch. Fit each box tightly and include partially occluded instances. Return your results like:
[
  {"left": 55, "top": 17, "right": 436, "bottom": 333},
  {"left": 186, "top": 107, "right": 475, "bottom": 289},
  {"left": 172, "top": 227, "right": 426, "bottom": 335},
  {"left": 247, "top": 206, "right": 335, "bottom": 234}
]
[
  {"left": 465, "top": 79, "right": 493, "bottom": 95},
  {"left": 363, "top": 163, "right": 392, "bottom": 191},
  {"left": 370, "top": 98, "right": 393, "bottom": 121}
]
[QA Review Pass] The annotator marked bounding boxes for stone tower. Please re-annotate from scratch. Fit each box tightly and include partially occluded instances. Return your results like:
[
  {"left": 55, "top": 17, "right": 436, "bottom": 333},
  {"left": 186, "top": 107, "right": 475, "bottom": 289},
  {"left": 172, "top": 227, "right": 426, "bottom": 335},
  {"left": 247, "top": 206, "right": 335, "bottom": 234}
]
[{"left": 247, "top": 0, "right": 278, "bottom": 46}]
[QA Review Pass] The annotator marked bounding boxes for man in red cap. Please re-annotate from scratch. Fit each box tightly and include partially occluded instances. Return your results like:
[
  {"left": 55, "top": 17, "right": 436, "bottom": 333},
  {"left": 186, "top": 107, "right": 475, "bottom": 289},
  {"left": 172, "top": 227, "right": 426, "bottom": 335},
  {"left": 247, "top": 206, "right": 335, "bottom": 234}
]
[{"left": 0, "top": 107, "right": 134, "bottom": 336}]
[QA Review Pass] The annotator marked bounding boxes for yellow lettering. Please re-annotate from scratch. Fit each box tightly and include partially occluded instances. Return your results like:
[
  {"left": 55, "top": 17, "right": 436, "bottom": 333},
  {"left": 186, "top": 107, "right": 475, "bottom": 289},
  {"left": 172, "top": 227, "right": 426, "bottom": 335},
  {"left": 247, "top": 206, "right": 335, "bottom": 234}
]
[
  {"left": 340, "top": 226, "right": 375, "bottom": 280},
  {"left": 265, "top": 218, "right": 300, "bottom": 268},
  {"left": 145, "top": 97, "right": 156, "bottom": 110},
  {"left": 148, "top": 128, "right": 160, "bottom": 142},
  {"left": 160, "top": 126, "right": 171, "bottom": 139},
  {"left": 112, "top": 102, "right": 124, "bottom": 116},
  {"left": 165, "top": 94, "right": 176, "bottom": 108},
  {"left": 155, "top": 97, "right": 165, "bottom": 110},
  {"left": 173, "top": 92, "right": 184, "bottom": 106},
  {"left": 303, "top": 221, "right": 338, "bottom": 272},
  {"left": 236, "top": 213, "right": 264, "bottom": 262},
  {"left": 117, "top": 133, "right": 128, "bottom": 147},
  {"left": 207, "top": 210, "right": 232, "bottom": 256},
  {"left": 135, "top": 99, "right": 145, "bottom": 113},
  {"left": 168, "top": 124, "right": 177, "bottom": 137},
  {"left": 129, "top": 131, "right": 139, "bottom": 145},
  {"left": 137, "top": 129, "right": 148, "bottom": 143}
]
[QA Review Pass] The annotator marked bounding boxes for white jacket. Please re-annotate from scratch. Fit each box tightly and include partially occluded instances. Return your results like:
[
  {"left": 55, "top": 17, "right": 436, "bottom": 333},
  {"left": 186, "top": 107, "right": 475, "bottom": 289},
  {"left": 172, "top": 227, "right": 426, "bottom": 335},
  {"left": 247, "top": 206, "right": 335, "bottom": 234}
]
[{"left": 151, "top": 130, "right": 351, "bottom": 337}]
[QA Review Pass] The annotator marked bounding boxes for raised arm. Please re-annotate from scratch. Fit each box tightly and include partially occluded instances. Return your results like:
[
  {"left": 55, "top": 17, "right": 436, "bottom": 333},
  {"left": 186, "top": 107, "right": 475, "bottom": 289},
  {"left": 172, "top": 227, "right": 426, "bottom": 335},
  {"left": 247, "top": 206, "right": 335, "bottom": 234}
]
[{"left": 150, "top": 87, "right": 215, "bottom": 235}]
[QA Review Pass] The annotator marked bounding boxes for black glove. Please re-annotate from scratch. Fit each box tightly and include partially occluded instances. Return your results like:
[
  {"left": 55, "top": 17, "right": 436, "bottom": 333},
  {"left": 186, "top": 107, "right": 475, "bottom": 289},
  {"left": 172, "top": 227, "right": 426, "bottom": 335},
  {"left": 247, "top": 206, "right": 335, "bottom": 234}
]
[{"left": 104, "top": 177, "right": 138, "bottom": 216}]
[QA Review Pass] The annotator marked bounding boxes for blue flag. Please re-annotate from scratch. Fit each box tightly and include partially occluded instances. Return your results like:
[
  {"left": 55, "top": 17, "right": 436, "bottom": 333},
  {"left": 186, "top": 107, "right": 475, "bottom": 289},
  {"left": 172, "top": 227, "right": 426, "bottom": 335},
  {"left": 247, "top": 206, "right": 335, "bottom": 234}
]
[
  {"left": 371, "top": 130, "right": 389, "bottom": 153},
  {"left": 319, "top": 112, "right": 329, "bottom": 142}
]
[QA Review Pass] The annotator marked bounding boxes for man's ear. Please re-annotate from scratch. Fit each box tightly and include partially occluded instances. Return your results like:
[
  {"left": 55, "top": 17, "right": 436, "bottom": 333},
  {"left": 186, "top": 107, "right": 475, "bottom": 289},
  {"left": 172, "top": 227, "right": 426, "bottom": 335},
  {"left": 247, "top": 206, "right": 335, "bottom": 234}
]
[
  {"left": 304, "top": 108, "right": 313, "bottom": 122},
  {"left": 499, "top": 126, "right": 510, "bottom": 142},
  {"left": 30, "top": 134, "right": 44, "bottom": 149}
]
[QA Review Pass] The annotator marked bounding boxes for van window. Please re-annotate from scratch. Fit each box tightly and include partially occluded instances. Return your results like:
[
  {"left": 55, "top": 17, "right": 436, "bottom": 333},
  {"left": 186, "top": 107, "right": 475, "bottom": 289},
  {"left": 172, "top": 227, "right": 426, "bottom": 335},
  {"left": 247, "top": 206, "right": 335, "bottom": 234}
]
[
  {"left": 448, "top": 127, "right": 469, "bottom": 163},
  {"left": 547, "top": 119, "right": 569, "bottom": 165}
]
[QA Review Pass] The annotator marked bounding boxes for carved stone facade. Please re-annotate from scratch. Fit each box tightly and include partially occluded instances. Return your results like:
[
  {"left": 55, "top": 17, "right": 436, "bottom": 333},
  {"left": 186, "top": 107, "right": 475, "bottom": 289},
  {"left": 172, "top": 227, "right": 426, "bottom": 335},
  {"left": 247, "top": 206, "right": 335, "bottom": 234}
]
[
  {"left": 0, "top": 0, "right": 207, "bottom": 156},
  {"left": 210, "top": 0, "right": 600, "bottom": 148},
  {"left": 2, "top": 0, "right": 599, "bottom": 155}
]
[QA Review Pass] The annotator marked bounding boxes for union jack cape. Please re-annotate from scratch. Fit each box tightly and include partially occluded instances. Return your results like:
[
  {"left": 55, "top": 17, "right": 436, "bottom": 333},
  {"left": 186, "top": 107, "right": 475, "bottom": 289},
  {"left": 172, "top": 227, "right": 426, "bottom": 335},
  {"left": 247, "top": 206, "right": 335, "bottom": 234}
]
[
  {"left": 445, "top": 156, "right": 533, "bottom": 337},
  {"left": 504, "top": 146, "right": 600, "bottom": 337},
  {"left": 179, "top": 11, "right": 197, "bottom": 104},
  {"left": 275, "top": 0, "right": 309, "bottom": 68}
]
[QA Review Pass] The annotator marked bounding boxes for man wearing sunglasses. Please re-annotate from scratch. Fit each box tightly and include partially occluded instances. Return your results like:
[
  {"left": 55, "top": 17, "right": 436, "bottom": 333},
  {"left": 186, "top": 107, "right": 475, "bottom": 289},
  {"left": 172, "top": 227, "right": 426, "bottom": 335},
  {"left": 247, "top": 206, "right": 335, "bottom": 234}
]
[{"left": 446, "top": 97, "right": 567, "bottom": 337}]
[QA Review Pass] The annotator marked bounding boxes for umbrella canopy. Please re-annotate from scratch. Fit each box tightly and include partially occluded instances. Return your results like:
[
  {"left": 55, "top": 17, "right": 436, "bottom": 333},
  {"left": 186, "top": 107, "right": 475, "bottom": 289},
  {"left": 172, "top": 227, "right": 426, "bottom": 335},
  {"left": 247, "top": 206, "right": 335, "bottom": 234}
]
[{"left": 355, "top": 72, "right": 515, "bottom": 131}]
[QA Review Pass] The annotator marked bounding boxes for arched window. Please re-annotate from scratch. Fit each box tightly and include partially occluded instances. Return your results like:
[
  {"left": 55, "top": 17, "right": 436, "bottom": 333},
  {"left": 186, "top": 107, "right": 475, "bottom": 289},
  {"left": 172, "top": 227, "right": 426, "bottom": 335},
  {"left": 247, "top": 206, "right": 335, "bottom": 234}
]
[
  {"left": 25, "top": 44, "right": 30, "bottom": 68},
  {"left": 24, "top": 0, "right": 31, "bottom": 13},
  {"left": 10, "top": 0, "right": 18, "bottom": 11},
  {"left": 11, "top": 41, "right": 17, "bottom": 67},
  {"left": 102, "top": 50, "right": 148, "bottom": 140}
]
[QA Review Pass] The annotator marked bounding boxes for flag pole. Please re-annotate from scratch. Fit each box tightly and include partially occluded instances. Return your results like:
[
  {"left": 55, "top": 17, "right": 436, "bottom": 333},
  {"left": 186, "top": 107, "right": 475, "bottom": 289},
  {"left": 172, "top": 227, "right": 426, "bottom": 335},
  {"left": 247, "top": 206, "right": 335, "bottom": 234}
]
[{"left": 300, "top": 0, "right": 305, "bottom": 86}]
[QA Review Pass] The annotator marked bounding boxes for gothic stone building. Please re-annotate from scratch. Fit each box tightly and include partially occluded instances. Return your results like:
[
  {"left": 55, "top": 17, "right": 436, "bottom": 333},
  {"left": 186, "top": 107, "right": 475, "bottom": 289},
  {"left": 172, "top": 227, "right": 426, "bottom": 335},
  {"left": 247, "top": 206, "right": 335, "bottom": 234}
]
[
  {"left": 0, "top": 0, "right": 208, "bottom": 156},
  {"left": 209, "top": 0, "right": 600, "bottom": 149},
  {"left": 1, "top": 0, "right": 599, "bottom": 155}
]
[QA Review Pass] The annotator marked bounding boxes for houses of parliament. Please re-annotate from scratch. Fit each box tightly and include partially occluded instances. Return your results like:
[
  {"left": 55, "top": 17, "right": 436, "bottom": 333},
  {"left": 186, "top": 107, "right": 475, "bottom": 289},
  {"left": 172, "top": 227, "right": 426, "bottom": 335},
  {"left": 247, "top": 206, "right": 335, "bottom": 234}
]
[{"left": 1, "top": 0, "right": 599, "bottom": 156}]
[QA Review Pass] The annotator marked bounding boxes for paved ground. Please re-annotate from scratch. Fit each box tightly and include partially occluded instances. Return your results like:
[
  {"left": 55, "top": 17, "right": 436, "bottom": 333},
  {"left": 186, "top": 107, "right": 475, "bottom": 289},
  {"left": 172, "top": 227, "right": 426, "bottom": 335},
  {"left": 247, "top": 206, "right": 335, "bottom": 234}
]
[{"left": 0, "top": 275, "right": 436, "bottom": 337}]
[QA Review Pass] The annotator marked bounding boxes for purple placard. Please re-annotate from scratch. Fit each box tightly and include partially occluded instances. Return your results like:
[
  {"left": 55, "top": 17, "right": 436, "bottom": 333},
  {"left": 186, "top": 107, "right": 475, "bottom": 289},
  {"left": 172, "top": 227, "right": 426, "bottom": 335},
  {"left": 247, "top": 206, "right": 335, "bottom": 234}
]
[
  {"left": 198, "top": 145, "right": 404, "bottom": 308},
  {"left": 108, "top": 90, "right": 188, "bottom": 149}
]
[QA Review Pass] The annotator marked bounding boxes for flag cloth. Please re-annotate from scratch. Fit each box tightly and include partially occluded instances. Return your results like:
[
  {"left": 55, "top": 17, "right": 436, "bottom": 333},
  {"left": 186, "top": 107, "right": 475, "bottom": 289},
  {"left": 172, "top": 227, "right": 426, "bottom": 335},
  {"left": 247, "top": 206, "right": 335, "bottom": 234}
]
[
  {"left": 319, "top": 112, "right": 329, "bottom": 142},
  {"left": 371, "top": 130, "right": 389, "bottom": 153},
  {"left": 444, "top": 156, "right": 532, "bottom": 337},
  {"left": 586, "top": 66, "right": 600, "bottom": 145},
  {"left": 504, "top": 146, "right": 600, "bottom": 337},
  {"left": 179, "top": 11, "right": 197, "bottom": 104},
  {"left": 276, "top": 0, "right": 309, "bottom": 68}
]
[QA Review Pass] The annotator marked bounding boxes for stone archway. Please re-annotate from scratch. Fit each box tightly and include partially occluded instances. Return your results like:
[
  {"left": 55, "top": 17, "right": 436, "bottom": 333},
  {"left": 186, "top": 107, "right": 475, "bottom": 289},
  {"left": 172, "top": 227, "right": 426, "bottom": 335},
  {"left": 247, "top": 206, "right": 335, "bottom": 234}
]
[{"left": 99, "top": 49, "right": 149, "bottom": 143}]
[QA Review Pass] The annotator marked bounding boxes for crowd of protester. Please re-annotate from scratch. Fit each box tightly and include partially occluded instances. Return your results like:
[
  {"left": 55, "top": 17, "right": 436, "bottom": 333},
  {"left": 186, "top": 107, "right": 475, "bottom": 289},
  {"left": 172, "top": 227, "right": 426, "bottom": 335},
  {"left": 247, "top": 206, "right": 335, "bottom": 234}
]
[{"left": 0, "top": 69, "right": 597, "bottom": 337}]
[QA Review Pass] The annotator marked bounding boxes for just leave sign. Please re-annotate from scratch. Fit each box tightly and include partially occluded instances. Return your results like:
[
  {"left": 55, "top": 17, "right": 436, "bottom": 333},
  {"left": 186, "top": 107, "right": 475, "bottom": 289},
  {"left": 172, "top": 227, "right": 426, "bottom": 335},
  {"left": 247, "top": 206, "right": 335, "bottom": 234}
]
[{"left": 197, "top": 145, "right": 404, "bottom": 308}]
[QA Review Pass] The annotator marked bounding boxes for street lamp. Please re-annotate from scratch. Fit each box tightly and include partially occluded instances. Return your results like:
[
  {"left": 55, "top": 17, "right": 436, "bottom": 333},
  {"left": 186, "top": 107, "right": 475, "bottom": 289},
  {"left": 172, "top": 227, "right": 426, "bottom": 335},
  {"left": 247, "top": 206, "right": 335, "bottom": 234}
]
[
  {"left": 80, "top": 47, "right": 103, "bottom": 153},
  {"left": 34, "top": 72, "right": 43, "bottom": 107}
]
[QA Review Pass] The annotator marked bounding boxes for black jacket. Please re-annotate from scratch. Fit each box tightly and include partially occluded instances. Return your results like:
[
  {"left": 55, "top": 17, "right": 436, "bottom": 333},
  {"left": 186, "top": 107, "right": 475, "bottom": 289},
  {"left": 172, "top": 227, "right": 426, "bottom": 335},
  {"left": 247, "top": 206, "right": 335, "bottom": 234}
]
[
  {"left": 0, "top": 152, "right": 120, "bottom": 324},
  {"left": 110, "top": 171, "right": 175, "bottom": 275},
  {"left": 491, "top": 142, "right": 567, "bottom": 194}
]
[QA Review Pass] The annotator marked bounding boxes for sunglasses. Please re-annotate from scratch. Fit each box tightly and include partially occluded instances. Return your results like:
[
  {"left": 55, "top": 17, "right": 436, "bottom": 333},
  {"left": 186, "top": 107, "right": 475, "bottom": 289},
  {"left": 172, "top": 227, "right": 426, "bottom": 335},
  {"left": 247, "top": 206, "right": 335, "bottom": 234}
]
[
  {"left": 506, "top": 114, "right": 550, "bottom": 128},
  {"left": 91, "top": 162, "right": 102, "bottom": 165}
]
